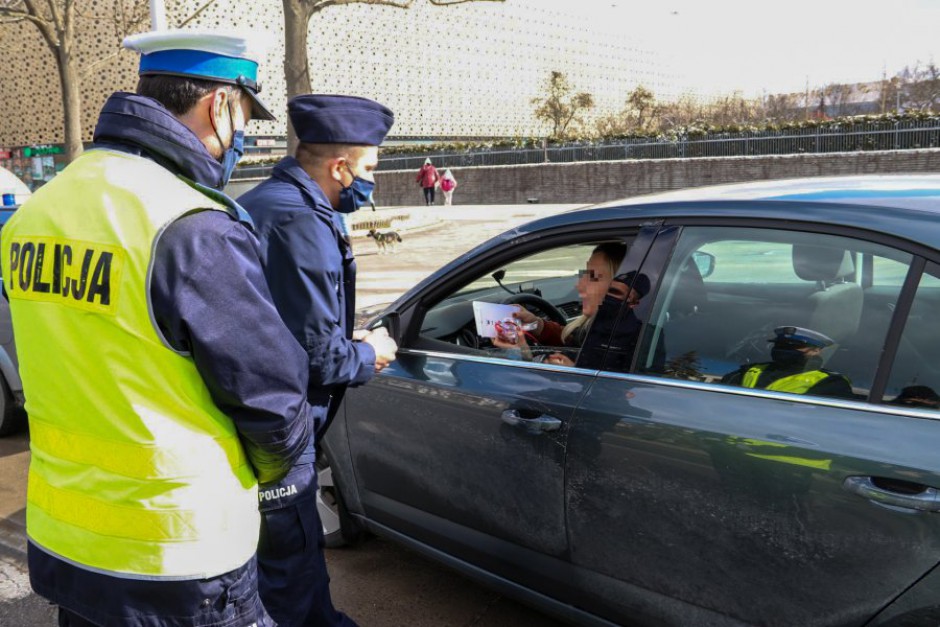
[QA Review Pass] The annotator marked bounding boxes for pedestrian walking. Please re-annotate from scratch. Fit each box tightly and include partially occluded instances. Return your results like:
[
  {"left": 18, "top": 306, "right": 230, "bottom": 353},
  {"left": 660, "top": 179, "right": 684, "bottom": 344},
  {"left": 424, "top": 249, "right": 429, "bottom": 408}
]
[
  {"left": 441, "top": 168, "right": 457, "bottom": 205},
  {"left": 0, "top": 30, "right": 315, "bottom": 627},
  {"left": 238, "top": 94, "right": 399, "bottom": 627},
  {"left": 416, "top": 157, "right": 440, "bottom": 205}
]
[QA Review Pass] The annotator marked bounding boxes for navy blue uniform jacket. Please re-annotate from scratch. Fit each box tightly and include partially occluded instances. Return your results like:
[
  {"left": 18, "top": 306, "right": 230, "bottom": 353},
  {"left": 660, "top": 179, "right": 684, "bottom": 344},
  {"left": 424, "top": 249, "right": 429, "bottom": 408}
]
[
  {"left": 239, "top": 158, "right": 375, "bottom": 459},
  {"left": 27, "top": 93, "right": 312, "bottom": 627}
]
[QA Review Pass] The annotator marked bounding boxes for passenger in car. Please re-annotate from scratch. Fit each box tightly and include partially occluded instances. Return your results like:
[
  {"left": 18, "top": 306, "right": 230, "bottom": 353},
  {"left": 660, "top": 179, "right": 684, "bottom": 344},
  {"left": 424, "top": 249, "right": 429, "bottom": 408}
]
[
  {"left": 493, "top": 243, "right": 627, "bottom": 364},
  {"left": 889, "top": 385, "right": 940, "bottom": 410},
  {"left": 721, "top": 326, "right": 854, "bottom": 399},
  {"left": 585, "top": 270, "right": 663, "bottom": 373}
]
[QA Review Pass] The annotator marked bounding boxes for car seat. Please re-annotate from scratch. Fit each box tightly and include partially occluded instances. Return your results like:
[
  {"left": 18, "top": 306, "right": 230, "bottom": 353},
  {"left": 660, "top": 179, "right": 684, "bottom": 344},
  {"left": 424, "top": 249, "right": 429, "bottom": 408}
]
[
  {"left": 667, "top": 257, "right": 708, "bottom": 320},
  {"left": 791, "top": 244, "right": 863, "bottom": 346}
]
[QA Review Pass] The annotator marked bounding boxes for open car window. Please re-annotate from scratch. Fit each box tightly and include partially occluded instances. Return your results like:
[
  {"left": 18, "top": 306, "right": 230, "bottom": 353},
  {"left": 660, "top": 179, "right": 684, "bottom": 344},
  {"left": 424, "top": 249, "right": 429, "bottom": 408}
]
[
  {"left": 451, "top": 244, "right": 595, "bottom": 317},
  {"left": 416, "top": 240, "right": 633, "bottom": 366}
]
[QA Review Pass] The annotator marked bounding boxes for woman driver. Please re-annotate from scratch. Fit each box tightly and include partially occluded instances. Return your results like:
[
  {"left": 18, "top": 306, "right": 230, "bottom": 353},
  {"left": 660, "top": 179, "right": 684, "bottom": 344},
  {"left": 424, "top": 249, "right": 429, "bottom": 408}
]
[{"left": 493, "top": 243, "right": 627, "bottom": 365}]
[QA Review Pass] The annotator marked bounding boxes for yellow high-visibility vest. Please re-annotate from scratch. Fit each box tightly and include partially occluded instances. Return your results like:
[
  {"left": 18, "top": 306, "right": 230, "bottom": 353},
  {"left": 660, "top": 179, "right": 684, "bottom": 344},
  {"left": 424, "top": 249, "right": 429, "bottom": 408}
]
[
  {"left": 742, "top": 364, "right": 829, "bottom": 395},
  {"left": 0, "top": 149, "right": 259, "bottom": 579}
]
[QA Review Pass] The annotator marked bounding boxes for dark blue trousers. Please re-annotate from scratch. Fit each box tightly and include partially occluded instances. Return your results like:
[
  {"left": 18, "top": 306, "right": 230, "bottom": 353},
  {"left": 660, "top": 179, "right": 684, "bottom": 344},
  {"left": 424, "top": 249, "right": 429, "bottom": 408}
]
[
  {"left": 422, "top": 186, "right": 435, "bottom": 205},
  {"left": 257, "top": 463, "right": 357, "bottom": 627},
  {"left": 37, "top": 547, "right": 273, "bottom": 627}
]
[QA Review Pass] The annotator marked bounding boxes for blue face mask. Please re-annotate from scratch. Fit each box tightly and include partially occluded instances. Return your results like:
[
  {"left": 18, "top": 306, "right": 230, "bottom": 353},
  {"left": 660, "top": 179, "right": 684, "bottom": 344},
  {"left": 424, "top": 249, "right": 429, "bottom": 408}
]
[
  {"left": 337, "top": 164, "right": 375, "bottom": 214},
  {"left": 219, "top": 128, "right": 244, "bottom": 189},
  {"left": 215, "top": 100, "right": 244, "bottom": 190}
]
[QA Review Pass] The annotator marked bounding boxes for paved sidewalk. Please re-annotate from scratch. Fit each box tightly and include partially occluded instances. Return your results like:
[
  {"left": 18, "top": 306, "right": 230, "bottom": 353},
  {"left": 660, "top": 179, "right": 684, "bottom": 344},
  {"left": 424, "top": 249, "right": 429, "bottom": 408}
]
[
  {"left": 348, "top": 202, "right": 586, "bottom": 238},
  {"left": 352, "top": 203, "right": 585, "bottom": 308}
]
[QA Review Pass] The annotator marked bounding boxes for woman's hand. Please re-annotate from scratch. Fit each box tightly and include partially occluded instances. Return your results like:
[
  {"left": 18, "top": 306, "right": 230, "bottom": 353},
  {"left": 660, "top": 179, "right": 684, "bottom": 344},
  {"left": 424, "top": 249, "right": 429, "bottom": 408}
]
[
  {"left": 492, "top": 320, "right": 533, "bottom": 361},
  {"left": 511, "top": 307, "right": 543, "bottom": 335},
  {"left": 544, "top": 352, "right": 574, "bottom": 367},
  {"left": 492, "top": 327, "right": 529, "bottom": 349}
]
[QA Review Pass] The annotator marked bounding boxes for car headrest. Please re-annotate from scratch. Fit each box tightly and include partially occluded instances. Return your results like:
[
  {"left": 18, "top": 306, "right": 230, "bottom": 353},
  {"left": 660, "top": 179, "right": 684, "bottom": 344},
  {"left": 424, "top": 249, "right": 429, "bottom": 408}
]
[
  {"left": 792, "top": 244, "right": 854, "bottom": 282},
  {"left": 669, "top": 257, "right": 707, "bottom": 316}
]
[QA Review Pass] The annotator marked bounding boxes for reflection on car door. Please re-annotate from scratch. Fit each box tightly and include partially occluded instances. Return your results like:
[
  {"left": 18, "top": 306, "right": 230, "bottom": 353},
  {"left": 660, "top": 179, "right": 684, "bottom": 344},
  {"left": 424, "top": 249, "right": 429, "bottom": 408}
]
[
  {"left": 565, "top": 223, "right": 940, "bottom": 626},
  {"left": 343, "top": 351, "right": 590, "bottom": 592},
  {"left": 342, "top": 229, "right": 652, "bottom": 603}
]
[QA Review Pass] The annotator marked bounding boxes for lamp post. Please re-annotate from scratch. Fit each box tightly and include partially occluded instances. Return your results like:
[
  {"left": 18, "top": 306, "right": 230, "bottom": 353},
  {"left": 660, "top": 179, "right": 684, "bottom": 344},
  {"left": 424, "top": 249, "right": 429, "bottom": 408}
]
[{"left": 150, "top": 0, "right": 167, "bottom": 31}]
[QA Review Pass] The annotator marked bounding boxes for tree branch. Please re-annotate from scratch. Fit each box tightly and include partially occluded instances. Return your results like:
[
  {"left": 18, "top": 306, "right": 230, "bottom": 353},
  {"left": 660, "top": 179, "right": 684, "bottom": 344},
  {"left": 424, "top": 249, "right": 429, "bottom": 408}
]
[
  {"left": 17, "top": 0, "right": 57, "bottom": 48},
  {"left": 0, "top": 7, "right": 36, "bottom": 24},
  {"left": 75, "top": 0, "right": 141, "bottom": 24},
  {"left": 177, "top": 0, "right": 219, "bottom": 28},
  {"left": 307, "top": 0, "right": 415, "bottom": 11},
  {"left": 0, "top": 15, "right": 27, "bottom": 26},
  {"left": 43, "top": 0, "right": 62, "bottom": 34},
  {"left": 63, "top": 0, "right": 76, "bottom": 55},
  {"left": 428, "top": 0, "right": 504, "bottom": 4},
  {"left": 0, "top": 0, "right": 27, "bottom": 16},
  {"left": 302, "top": 0, "right": 503, "bottom": 18}
]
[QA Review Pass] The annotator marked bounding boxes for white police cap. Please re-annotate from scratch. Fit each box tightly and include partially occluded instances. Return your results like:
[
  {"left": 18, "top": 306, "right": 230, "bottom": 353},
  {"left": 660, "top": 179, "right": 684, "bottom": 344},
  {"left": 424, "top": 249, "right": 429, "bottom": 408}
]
[
  {"left": 771, "top": 326, "right": 835, "bottom": 349},
  {"left": 123, "top": 30, "right": 275, "bottom": 121}
]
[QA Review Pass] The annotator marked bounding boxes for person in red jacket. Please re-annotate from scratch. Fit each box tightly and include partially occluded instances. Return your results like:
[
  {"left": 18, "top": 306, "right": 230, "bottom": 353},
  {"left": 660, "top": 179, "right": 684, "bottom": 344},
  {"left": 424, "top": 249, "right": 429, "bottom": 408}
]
[
  {"left": 441, "top": 168, "right": 458, "bottom": 205},
  {"left": 416, "top": 157, "right": 440, "bottom": 205}
]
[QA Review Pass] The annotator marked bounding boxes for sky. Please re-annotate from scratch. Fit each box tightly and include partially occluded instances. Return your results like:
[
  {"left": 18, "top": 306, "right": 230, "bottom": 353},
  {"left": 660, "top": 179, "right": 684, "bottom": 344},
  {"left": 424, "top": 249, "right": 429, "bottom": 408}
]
[{"left": 540, "top": 0, "right": 940, "bottom": 96}]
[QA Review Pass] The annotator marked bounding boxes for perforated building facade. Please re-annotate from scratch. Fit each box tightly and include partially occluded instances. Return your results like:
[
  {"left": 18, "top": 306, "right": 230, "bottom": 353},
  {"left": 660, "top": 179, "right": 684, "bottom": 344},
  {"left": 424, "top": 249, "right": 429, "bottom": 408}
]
[{"left": 0, "top": 0, "right": 679, "bottom": 147}]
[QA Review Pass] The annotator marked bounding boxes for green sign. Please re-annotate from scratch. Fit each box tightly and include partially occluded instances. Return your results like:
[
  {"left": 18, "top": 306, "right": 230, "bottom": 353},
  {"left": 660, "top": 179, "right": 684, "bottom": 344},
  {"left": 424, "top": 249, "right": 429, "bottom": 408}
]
[{"left": 24, "top": 146, "right": 63, "bottom": 157}]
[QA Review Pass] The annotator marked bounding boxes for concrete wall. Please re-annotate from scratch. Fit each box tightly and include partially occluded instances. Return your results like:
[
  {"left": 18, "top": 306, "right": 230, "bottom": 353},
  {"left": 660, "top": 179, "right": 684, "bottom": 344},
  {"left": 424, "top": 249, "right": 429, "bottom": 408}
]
[{"left": 372, "top": 149, "right": 940, "bottom": 207}]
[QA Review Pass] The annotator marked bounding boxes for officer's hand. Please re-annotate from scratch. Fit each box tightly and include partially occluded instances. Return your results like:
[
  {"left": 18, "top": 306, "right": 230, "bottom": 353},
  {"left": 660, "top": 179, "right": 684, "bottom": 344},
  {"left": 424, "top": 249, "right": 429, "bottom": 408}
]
[
  {"left": 545, "top": 352, "right": 574, "bottom": 367},
  {"left": 363, "top": 328, "right": 398, "bottom": 372}
]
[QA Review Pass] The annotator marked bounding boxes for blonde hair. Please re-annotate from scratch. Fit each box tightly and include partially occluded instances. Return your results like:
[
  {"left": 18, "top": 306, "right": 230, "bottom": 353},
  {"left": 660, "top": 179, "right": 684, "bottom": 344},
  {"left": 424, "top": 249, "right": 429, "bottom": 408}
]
[{"left": 561, "top": 243, "right": 627, "bottom": 343}]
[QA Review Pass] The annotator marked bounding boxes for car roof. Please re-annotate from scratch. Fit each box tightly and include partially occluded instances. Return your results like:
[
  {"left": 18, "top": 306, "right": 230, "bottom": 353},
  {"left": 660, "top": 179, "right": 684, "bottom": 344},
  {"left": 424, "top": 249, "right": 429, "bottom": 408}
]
[
  {"left": 594, "top": 174, "right": 940, "bottom": 209},
  {"left": 526, "top": 174, "right": 940, "bottom": 250},
  {"left": 393, "top": 175, "right": 940, "bottom": 312}
]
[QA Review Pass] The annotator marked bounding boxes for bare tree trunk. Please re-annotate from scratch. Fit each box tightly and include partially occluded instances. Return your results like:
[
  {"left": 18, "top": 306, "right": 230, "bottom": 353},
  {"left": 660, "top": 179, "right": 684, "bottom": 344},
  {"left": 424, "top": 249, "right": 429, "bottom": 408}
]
[
  {"left": 57, "top": 46, "right": 83, "bottom": 162},
  {"left": 283, "top": 0, "right": 312, "bottom": 155},
  {"left": 277, "top": 0, "right": 500, "bottom": 152}
]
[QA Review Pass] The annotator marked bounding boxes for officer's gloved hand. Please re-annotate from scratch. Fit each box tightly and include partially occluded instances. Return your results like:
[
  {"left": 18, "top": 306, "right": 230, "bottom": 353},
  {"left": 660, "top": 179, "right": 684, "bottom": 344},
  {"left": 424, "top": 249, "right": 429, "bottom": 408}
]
[{"left": 363, "top": 327, "right": 398, "bottom": 372}]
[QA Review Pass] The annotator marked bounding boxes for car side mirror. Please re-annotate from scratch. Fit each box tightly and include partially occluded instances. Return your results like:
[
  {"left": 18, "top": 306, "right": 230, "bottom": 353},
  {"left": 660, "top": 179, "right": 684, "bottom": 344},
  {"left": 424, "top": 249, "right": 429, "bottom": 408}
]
[
  {"left": 370, "top": 311, "right": 401, "bottom": 343},
  {"left": 692, "top": 251, "right": 716, "bottom": 278}
]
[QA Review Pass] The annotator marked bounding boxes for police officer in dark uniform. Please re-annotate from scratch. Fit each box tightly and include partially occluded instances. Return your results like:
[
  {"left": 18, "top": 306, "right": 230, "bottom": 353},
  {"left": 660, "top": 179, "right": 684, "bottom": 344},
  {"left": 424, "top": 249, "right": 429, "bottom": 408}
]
[
  {"left": 722, "top": 326, "right": 853, "bottom": 398},
  {"left": 4, "top": 31, "right": 314, "bottom": 627},
  {"left": 238, "top": 95, "right": 398, "bottom": 627}
]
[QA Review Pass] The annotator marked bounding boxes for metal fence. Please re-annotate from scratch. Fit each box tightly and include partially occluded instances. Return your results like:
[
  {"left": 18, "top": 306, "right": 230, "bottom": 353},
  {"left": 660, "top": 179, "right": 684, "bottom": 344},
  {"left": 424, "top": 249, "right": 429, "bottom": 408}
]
[{"left": 231, "top": 119, "right": 940, "bottom": 180}]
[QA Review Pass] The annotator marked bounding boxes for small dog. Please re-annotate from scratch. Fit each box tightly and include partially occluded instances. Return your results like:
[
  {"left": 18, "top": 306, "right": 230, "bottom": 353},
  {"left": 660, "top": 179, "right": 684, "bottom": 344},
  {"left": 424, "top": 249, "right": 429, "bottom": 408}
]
[{"left": 367, "top": 229, "right": 403, "bottom": 254}]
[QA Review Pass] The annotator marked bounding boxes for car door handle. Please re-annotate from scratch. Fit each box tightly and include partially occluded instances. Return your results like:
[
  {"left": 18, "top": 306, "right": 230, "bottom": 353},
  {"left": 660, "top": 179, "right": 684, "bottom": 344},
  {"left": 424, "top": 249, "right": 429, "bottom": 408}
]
[
  {"left": 500, "top": 410, "right": 561, "bottom": 434},
  {"left": 843, "top": 476, "right": 940, "bottom": 512}
]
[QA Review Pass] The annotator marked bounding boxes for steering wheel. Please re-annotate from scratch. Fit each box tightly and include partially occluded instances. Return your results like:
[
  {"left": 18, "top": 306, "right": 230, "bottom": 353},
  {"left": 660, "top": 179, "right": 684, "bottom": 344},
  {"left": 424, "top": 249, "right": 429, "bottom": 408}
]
[
  {"left": 502, "top": 293, "right": 568, "bottom": 326},
  {"left": 726, "top": 322, "right": 775, "bottom": 364}
]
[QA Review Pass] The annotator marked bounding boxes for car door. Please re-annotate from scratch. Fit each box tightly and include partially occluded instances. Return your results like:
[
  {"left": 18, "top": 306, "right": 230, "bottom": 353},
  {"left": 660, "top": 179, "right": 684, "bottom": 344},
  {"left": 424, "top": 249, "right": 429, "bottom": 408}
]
[
  {"left": 342, "top": 228, "right": 645, "bottom": 599},
  {"left": 565, "top": 222, "right": 940, "bottom": 626}
]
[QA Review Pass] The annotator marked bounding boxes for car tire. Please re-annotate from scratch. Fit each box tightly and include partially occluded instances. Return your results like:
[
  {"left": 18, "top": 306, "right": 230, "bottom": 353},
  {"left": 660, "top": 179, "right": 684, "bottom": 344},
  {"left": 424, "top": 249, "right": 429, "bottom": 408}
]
[
  {"left": 316, "top": 452, "right": 364, "bottom": 548},
  {"left": 0, "top": 376, "right": 23, "bottom": 437}
]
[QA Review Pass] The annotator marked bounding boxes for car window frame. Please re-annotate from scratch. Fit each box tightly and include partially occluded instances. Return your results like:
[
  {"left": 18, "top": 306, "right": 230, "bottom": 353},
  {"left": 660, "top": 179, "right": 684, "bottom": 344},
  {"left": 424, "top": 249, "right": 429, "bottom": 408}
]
[
  {"left": 398, "top": 220, "right": 658, "bottom": 369},
  {"left": 611, "top": 215, "right": 937, "bottom": 415},
  {"left": 870, "top": 255, "right": 927, "bottom": 402}
]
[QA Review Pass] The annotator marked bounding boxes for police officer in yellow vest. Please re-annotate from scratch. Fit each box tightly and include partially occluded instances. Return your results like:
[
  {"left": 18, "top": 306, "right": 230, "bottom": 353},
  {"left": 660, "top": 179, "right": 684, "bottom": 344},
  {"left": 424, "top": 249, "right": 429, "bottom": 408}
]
[
  {"left": 722, "top": 326, "right": 853, "bottom": 399},
  {"left": 1, "top": 31, "right": 316, "bottom": 627}
]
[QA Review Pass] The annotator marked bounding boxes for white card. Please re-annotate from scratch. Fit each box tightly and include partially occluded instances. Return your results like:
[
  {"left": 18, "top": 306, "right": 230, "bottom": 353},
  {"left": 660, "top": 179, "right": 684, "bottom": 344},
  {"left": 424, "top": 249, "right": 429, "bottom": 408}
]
[{"left": 472, "top": 301, "right": 520, "bottom": 338}]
